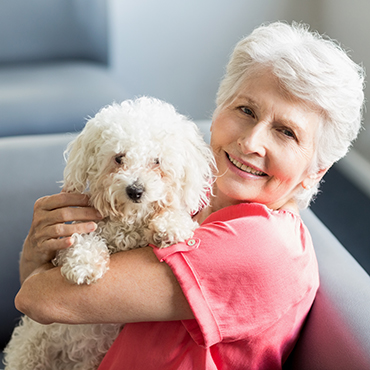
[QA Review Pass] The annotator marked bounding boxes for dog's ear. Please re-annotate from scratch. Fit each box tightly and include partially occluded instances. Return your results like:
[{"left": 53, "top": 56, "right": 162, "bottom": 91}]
[
  {"left": 63, "top": 118, "right": 104, "bottom": 193},
  {"left": 180, "top": 121, "right": 216, "bottom": 213}
]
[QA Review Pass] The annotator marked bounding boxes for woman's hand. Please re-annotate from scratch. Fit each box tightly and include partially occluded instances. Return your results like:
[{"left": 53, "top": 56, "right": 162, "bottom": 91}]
[{"left": 20, "top": 192, "right": 102, "bottom": 284}]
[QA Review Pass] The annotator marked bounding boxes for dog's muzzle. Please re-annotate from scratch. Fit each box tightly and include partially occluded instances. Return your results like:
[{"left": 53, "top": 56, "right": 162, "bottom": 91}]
[{"left": 126, "top": 182, "right": 145, "bottom": 202}]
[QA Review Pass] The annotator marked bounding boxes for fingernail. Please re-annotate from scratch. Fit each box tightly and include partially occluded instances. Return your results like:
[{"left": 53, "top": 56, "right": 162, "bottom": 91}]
[
  {"left": 96, "top": 211, "right": 103, "bottom": 219},
  {"left": 88, "top": 222, "right": 97, "bottom": 232}
]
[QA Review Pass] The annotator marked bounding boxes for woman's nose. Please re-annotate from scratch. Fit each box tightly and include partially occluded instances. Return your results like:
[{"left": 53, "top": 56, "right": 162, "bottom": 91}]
[{"left": 237, "top": 123, "right": 267, "bottom": 156}]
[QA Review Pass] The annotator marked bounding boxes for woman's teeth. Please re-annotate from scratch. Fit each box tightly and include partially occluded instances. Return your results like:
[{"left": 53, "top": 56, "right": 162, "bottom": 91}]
[{"left": 228, "top": 156, "right": 266, "bottom": 176}]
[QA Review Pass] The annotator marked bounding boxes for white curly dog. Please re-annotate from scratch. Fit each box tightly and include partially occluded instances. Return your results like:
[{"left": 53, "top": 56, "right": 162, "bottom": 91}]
[{"left": 4, "top": 97, "right": 215, "bottom": 370}]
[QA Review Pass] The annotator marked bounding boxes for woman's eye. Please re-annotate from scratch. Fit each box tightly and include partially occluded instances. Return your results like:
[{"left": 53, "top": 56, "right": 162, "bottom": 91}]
[
  {"left": 114, "top": 154, "right": 125, "bottom": 165},
  {"left": 281, "top": 128, "right": 296, "bottom": 139},
  {"left": 240, "top": 106, "right": 255, "bottom": 117}
]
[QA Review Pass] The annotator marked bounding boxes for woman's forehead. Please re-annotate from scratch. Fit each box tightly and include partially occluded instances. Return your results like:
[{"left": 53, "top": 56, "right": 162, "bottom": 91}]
[{"left": 235, "top": 70, "right": 324, "bottom": 118}]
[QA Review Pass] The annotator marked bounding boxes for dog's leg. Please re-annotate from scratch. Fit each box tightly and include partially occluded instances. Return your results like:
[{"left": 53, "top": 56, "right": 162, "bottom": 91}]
[
  {"left": 149, "top": 210, "right": 198, "bottom": 248},
  {"left": 54, "top": 232, "right": 110, "bottom": 285},
  {"left": 4, "top": 316, "right": 123, "bottom": 370}
]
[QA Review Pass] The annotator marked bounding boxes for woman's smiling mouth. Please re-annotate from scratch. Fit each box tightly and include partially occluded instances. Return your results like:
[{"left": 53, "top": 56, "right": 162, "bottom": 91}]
[{"left": 226, "top": 153, "right": 267, "bottom": 176}]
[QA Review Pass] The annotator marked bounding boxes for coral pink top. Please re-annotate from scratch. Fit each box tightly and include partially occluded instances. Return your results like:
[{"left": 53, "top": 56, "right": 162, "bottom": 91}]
[{"left": 98, "top": 203, "right": 319, "bottom": 369}]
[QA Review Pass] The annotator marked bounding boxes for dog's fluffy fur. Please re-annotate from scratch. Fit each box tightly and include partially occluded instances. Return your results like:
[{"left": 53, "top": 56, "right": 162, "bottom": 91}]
[{"left": 4, "top": 97, "right": 215, "bottom": 370}]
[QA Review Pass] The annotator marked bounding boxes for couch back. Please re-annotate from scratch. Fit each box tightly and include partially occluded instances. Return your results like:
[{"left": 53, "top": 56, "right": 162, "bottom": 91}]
[{"left": 0, "top": 0, "right": 108, "bottom": 65}]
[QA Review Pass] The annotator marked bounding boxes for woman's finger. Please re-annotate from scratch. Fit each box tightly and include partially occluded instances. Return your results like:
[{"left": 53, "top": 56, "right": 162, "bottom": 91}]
[
  {"left": 40, "top": 236, "right": 77, "bottom": 256},
  {"left": 47, "top": 206, "right": 102, "bottom": 225},
  {"left": 35, "top": 192, "right": 91, "bottom": 212},
  {"left": 44, "top": 221, "right": 98, "bottom": 241}
]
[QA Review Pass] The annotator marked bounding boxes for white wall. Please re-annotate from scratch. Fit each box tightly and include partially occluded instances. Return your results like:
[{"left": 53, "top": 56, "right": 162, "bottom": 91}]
[
  {"left": 107, "top": 0, "right": 370, "bottom": 188},
  {"left": 308, "top": 0, "right": 370, "bottom": 163},
  {"left": 289, "top": 0, "right": 370, "bottom": 195},
  {"left": 108, "top": 0, "right": 291, "bottom": 120}
]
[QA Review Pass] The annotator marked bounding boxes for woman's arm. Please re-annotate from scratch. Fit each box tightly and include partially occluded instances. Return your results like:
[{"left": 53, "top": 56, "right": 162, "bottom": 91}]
[
  {"left": 18, "top": 191, "right": 194, "bottom": 325},
  {"left": 15, "top": 247, "right": 194, "bottom": 325}
]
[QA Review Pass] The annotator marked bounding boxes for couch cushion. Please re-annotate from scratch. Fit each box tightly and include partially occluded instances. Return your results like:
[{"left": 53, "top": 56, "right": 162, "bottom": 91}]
[
  {"left": 0, "top": 0, "right": 107, "bottom": 65},
  {"left": 0, "top": 62, "right": 128, "bottom": 136}
]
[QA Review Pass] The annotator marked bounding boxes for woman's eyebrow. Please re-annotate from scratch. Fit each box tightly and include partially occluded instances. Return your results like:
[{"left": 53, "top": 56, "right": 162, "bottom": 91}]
[
  {"left": 233, "top": 94, "right": 260, "bottom": 110},
  {"left": 235, "top": 94, "right": 309, "bottom": 134}
]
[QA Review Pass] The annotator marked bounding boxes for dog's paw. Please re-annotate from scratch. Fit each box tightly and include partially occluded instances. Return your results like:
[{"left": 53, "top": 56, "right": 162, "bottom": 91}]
[
  {"left": 149, "top": 211, "right": 198, "bottom": 248},
  {"left": 61, "top": 258, "right": 109, "bottom": 285},
  {"left": 58, "top": 233, "right": 110, "bottom": 285}
]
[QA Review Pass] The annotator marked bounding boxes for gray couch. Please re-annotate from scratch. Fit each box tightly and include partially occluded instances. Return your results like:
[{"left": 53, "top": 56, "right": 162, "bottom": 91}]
[
  {"left": 1, "top": 121, "right": 370, "bottom": 369},
  {"left": 0, "top": 0, "right": 128, "bottom": 137}
]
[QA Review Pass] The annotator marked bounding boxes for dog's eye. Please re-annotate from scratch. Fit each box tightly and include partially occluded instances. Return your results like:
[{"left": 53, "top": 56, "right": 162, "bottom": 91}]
[
  {"left": 114, "top": 154, "right": 125, "bottom": 165},
  {"left": 151, "top": 158, "right": 160, "bottom": 168},
  {"left": 150, "top": 158, "right": 160, "bottom": 169}
]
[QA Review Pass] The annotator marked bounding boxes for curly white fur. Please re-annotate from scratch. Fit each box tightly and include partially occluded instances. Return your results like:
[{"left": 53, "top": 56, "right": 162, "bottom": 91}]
[{"left": 4, "top": 97, "right": 216, "bottom": 370}]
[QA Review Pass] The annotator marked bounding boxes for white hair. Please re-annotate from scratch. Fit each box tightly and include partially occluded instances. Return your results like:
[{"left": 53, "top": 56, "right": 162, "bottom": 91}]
[{"left": 215, "top": 21, "right": 365, "bottom": 208}]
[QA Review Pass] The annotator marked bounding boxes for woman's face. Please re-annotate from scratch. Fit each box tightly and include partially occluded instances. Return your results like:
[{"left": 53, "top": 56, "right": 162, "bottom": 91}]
[{"left": 210, "top": 70, "right": 325, "bottom": 211}]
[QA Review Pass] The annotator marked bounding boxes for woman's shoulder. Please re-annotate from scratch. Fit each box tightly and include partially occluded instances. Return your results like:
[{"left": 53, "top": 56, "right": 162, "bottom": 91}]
[
  {"left": 155, "top": 201, "right": 315, "bottom": 277},
  {"left": 196, "top": 202, "right": 314, "bottom": 268},
  {"left": 201, "top": 202, "right": 302, "bottom": 227}
]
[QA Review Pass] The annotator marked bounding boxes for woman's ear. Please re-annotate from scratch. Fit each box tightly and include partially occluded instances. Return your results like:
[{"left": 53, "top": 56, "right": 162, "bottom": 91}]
[{"left": 302, "top": 167, "right": 329, "bottom": 190}]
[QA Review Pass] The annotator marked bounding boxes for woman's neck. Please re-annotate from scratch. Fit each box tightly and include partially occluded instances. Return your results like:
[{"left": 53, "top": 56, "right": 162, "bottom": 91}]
[
  {"left": 193, "top": 187, "right": 240, "bottom": 224},
  {"left": 193, "top": 184, "right": 300, "bottom": 224}
]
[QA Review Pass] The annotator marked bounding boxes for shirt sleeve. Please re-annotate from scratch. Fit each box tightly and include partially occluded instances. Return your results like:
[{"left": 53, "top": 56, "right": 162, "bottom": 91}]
[{"left": 152, "top": 206, "right": 318, "bottom": 348}]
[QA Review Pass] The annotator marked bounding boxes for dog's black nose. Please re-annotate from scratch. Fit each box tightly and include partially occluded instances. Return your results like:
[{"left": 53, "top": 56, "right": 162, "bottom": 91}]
[{"left": 126, "top": 182, "right": 145, "bottom": 202}]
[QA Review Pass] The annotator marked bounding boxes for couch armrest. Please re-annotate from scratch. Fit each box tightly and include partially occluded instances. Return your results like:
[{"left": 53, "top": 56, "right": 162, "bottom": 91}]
[{"left": 285, "top": 209, "right": 370, "bottom": 369}]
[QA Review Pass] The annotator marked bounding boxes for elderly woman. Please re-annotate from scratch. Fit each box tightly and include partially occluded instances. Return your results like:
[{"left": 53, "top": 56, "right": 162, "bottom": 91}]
[{"left": 16, "top": 22, "right": 364, "bottom": 369}]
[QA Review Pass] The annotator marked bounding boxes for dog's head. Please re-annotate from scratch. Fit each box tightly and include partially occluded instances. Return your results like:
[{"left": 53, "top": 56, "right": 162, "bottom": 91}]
[{"left": 63, "top": 97, "right": 216, "bottom": 222}]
